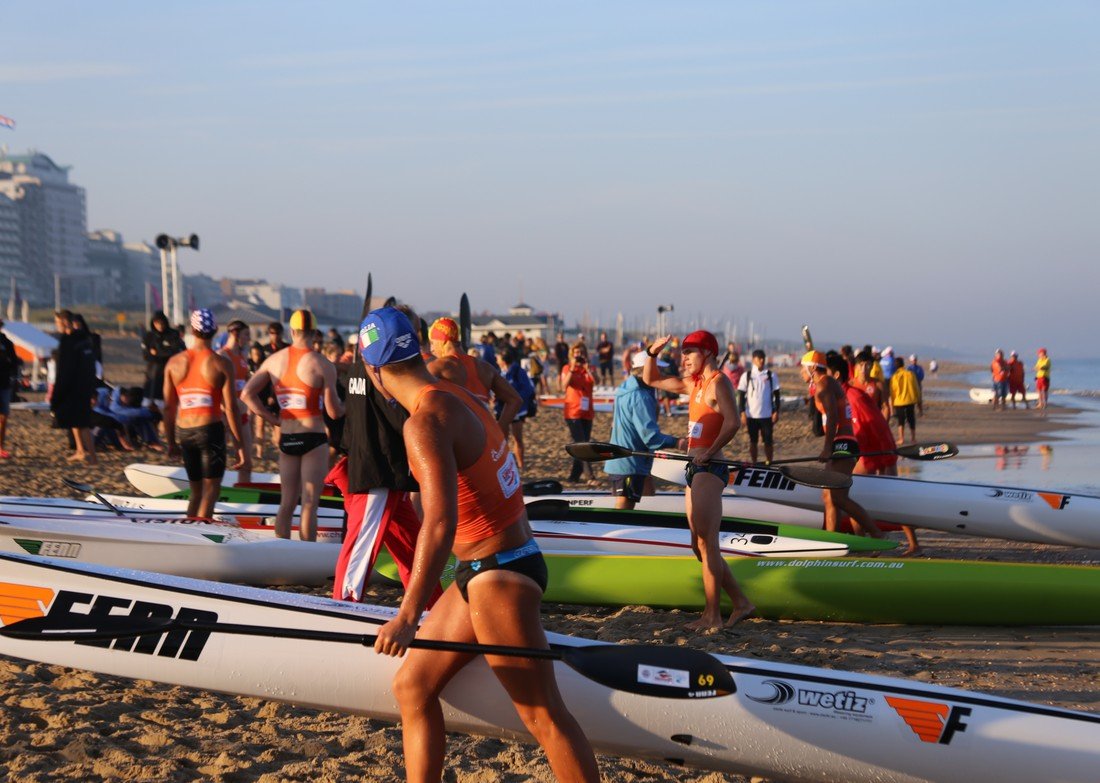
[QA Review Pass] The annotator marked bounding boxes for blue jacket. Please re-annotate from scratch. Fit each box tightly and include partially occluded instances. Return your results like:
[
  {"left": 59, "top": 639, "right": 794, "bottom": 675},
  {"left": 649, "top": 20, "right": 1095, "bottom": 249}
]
[
  {"left": 495, "top": 361, "right": 535, "bottom": 418},
  {"left": 605, "top": 375, "right": 678, "bottom": 476}
]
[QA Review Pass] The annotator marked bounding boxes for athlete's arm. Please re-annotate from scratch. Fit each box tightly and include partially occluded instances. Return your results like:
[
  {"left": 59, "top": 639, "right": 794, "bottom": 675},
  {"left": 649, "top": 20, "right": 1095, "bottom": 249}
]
[
  {"left": 318, "top": 356, "right": 345, "bottom": 420},
  {"left": 485, "top": 360, "right": 522, "bottom": 427},
  {"left": 162, "top": 355, "right": 182, "bottom": 458},
  {"left": 375, "top": 406, "right": 459, "bottom": 658},
  {"left": 704, "top": 374, "right": 740, "bottom": 459},
  {"left": 641, "top": 335, "right": 686, "bottom": 394},
  {"left": 817, "top": 385, "right": 838, "bottom": 460},
  {"left": 241, "top": 360, "right": 280, "bottom": 426},
  {"left": 219, "top": 356, "right": 250, "bottom": 471}
]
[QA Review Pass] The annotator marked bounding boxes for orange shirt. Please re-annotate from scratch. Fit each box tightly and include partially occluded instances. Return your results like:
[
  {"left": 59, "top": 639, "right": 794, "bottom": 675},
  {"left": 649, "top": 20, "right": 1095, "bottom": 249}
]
[
  {"left": 991, "top": 359, "right": 1009, "bottom": 383},
  {"left": 275, "top": 347, "right": 323, "bottom": 421},
  {"left": 687, "top": 372, "right": 723, "bottom": 450},
  {"left": 563, "top": 366, "right": 594, "bottom": 420},
  {"left": 411, "top": 381, "right": 524, "bottom": 545},
  {"left": 177, "top": 349, "right": 223, "bottom": 419}
]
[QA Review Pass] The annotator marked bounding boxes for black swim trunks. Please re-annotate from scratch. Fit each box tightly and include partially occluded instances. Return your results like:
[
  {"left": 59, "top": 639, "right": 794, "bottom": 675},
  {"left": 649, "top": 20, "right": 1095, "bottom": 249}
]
[
  {"left": 610, "top": 474, "right": 648, "bottom": 503},
  {"left": 830, "top": 436, "right": 860, "bottom": 460},
  {"left": 685, "top": 460, "right": 730, "bottom": 485},
  {"left": 178, "top": 422, "right": 227, "bottom": 481},
  {"left": 453, "top": 539, "right": 548, "bottom": 602},
  {"left": 279, "top": 431, "right": 328, "bottom": 457}
]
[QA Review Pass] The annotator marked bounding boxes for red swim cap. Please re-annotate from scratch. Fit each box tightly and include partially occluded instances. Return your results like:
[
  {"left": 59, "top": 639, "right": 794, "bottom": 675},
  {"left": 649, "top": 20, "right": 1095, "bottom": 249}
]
[
  {"left": 681, "top": 330, "right": 719, "bottom": 358},
  {"left": 429, "top": 317, "right": 460, "bottom": 342}
]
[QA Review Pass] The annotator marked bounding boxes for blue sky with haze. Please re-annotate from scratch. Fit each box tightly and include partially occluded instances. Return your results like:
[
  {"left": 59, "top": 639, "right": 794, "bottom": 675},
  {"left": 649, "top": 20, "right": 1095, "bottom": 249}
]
[{"left": 3, "top": 2, "right": 1097, "bottom": 356}]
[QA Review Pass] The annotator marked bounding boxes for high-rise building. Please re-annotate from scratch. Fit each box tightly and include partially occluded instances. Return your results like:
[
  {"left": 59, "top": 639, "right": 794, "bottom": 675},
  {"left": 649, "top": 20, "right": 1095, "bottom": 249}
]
[
  {"left": 0, "top": 193, "right": 24, "bottom": 297},
  {"left": 302, "top": 287, "right": 363, "bottom": 323},
  {"left": 85, "top": 229, "right": 161, "bottom": 308},
  {"left": 0, "top": 150, "right": 87, "bottom": 306}
]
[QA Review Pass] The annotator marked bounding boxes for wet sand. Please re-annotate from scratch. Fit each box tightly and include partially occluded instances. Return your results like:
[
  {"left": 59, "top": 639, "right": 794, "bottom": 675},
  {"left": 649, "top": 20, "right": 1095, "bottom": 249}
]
[{"left": 1, "top": 344, "right": 1097, "bottom": 782}]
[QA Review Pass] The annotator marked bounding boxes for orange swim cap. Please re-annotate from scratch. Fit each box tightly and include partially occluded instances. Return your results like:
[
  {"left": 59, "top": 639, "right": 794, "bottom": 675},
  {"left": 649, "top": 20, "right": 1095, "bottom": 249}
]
[
  {"left": 801, "top": 350, "right": 827, "bottom": 369},
  {"left": 429, "top": 317, "right": 460, "bottom": 342}
]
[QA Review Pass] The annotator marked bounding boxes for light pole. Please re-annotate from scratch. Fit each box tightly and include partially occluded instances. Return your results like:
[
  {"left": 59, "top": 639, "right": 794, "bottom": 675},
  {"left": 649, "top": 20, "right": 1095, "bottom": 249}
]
[
  {"left": 656, "top": 304, "right": 674, "bottom": 336},
  {"left": 155, "top": 233, "right": 199, "bottom": 326}
]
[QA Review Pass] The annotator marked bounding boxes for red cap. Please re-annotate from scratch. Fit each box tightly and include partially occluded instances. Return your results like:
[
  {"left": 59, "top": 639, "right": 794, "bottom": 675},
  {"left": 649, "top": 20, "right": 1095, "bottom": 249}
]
[
  {"left": 681, "top": 330, "right": 719, "bottom": 358},
  {"left": 429, "top": 317, "right": 460, "bottom": 342}
]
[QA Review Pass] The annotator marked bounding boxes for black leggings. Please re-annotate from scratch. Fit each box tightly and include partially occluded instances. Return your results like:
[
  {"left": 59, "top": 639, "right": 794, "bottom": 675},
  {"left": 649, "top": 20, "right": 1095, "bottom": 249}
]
[
  {"left": 565, "top": 417, "right": 594, "bottom": 481},
  {"left": 178, "top": 422, "right": 226, "bottom": 481}
]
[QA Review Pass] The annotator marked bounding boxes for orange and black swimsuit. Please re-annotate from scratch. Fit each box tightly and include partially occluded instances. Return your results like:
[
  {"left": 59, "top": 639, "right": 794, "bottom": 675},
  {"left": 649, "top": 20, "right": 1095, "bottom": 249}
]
[
  {"left": 275, "top": 347, "right": 323, "bottom": 422},
  {"left": 687, "top": 373, "right": 723, "bottom": 450},
  {"left": 409, "top": 380, "right": 543, "bottom": 600},
  {"left": 814, "top": 380, "right": 860, "bottom": 458},
  {"left": 177, "top": 349, "right": 223, "bottom": 420}
]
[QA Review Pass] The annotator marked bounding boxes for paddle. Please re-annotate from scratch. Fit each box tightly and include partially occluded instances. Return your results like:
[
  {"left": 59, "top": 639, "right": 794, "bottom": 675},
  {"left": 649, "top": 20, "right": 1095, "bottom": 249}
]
[
  {"left": 62, "top": 477, "right": 125, "bottom": 517},
  {"left": 767, "top": 442, "right": 959, "bottom": 466},
  {"left": 459, "top": 292, "right": 471, "bottom": 353},
  {"left": 565, "top": 442, "right": 852, "bottom": 490},
  {"left": 1, "top": 615, "right": 735, "bottom": 700}
]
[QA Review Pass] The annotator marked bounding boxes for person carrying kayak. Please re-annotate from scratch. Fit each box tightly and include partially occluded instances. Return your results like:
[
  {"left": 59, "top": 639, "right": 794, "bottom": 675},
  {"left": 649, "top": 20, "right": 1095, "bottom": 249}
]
[
  {"left": 242, "top": 309, "right": 343, "bottom": 541},
  {"left": 643, "top": 330, "right": 756, "bottom": 631},
  {"left": 163, "top": 309, "right": 249, "bottom": 519},
  {"left": 801, "top": 350, "right": 883, "bottom": 539},
  {"left": 364, "top": 307, "right": 599, "bottom": 783}
]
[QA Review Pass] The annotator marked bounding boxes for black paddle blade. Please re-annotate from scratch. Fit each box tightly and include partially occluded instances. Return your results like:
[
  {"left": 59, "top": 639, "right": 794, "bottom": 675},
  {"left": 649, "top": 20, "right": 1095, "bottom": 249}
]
[
  {"left": 383, "top": 295, "right": 397, "bottom": 308},
  {"left": 565, "top": 441, "right": 630, "bottom": 462},
  {"left": 778, "top": 465, "right": 852, "bottom": 490},
  {"left": 1, "top": 614, "right": 174, "bottom": 641},
  {"left": 564, "top": 644, "right": 734, "bottom": 699},
  {"left": 898, "top": 442, "right": 958, "bottom": 461},
  {"left": 524, "top": 498, "right": 572, "bottom": 517},
  {"left": 361, "top": 273, "right": 373, "bottom": 318},
  {"left": 459, "top": 293, "right": 471, "bottom": 352}
]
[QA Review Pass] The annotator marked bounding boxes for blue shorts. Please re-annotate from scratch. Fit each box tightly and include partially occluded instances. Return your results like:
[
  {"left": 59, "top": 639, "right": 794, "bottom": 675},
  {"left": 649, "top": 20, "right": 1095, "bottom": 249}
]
[
  {"left": 685, "top": 460, "right": 730, "bottom": 485},
  {"left": 992, "top": 380, "right": 1009, "bottom": 398},
  {"left": 453, "top": 539, "right": 548, "bottom": 602}
]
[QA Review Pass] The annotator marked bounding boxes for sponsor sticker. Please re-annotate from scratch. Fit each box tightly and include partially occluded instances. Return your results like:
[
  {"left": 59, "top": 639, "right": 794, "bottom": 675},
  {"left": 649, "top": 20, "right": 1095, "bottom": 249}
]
[
  {"left": 497, "top": 453, "right": 521, "bottom": 498},
  {"left": 637, "top": 664, "right": 689, "bottom": 689},
  {"left": 886, "top": 696, "right": 971, "bottom": 745},
  {"left": 985, "top": 488, "right": 1033, "bottom": 502},
  {"left": 746, "top": 679, "right": 874, "bottom": 722},
  {"left": 15, "top": 539, "right": 82, "bottom": 558}
]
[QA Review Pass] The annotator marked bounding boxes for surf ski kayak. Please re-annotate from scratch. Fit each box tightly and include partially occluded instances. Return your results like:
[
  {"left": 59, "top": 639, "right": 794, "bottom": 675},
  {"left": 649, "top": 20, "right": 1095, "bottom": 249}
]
[
  {"left": 377, "top": 551, "right": 1100, "bottom": 625},
  {"left": 523, "top": 502, "right": 895, "bottom": 555},
  {"left": 969, "top": 388, "right": 1040, "bottom": 404},
  {"left": 0, "top": 511, "right": 337, "bottom": 585},
  {"left": 1, "top": 553, "right": 1098, "bottom": 782},
  {"left": 0, "top": 496, "right": 346, "bottom": 543},
  {"left": 650, "top": 458, "right": 1100, "bottom": 548},
  {"left": 125, "top": 463, "right": 282, "bottom": 497}
]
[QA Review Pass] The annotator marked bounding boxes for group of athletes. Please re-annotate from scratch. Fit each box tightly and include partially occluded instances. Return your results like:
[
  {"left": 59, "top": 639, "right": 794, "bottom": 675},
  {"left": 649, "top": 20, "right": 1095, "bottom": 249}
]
[{"left": 162, "top": 301, "right": 914, "bottom": 783}]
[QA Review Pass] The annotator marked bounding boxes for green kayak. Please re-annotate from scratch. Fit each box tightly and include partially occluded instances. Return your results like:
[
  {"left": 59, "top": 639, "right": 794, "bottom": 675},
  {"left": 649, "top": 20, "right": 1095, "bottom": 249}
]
[{"left": 377, "top": 552, "right": 1100, "bottom": 625}]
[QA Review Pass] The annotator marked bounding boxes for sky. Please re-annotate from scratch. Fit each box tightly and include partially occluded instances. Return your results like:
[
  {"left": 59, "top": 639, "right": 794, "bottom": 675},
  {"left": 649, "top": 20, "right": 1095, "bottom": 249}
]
[{"left": 2, "top": 2, "right": 1098, "bottom": 356}]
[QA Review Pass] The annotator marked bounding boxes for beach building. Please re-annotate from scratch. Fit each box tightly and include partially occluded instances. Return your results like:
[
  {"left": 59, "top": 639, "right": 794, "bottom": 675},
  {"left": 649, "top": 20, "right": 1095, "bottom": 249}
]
[
  {"left": 220, "top": 278, "right": 302, "bottom": 313},
  {"left": 0, "top": 151, "right": 87, "bottom": 307},
  {"left": 84, "top": 230, "right": 163, "bottom": 308},
  {"left": 470, "top": 302, "right": 560, "bottom": 344},
  {"left": 303, "top": 287, "right": 362, "bottom": 324}
]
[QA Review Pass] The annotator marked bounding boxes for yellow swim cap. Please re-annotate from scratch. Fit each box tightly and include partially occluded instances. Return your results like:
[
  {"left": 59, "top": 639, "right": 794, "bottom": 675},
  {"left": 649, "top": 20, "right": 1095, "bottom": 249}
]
[{"left": 801, "top": 350, "right": 827, "bottom": 369}]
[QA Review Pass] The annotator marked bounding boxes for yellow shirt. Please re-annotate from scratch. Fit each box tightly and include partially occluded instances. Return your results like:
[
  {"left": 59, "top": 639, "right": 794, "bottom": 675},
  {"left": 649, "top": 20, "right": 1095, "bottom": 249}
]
[
  {"left": 1035, "top": 356, "right": 1051, "bottom": 379},
  {"left": 890, "top": 368, "right": 921, "bottom": 407},
  {"left": 869, "top": 362, "right": 884, "bottom": 382}
]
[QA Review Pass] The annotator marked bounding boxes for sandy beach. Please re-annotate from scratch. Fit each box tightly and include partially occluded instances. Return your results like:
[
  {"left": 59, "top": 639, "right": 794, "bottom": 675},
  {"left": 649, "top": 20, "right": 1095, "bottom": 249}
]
[{"left": 1, "top": 342, "right": 1098, "bottom": 782}]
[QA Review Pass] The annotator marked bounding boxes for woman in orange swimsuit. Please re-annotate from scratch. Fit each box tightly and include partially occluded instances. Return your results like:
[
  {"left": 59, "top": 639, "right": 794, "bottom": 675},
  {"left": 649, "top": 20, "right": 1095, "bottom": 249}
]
[
  {"left": 364, "top": 307, "right": 599, "bottom": 783},
  {"left": 643, "top": 330, "right": 755, "bottom": 631}
]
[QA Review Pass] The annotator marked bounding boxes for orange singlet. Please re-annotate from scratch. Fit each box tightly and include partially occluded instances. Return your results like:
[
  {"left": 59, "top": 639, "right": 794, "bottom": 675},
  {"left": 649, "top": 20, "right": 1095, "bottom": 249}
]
[
  {"left": 275, "top": 347, "right": 323, "bottom": 421},
  {"left": 687, "top": 372, "right": 723, "bottom": 450},
  {"left": 177, "top": 349, "right": 223, "bottom": 419},
  {"left": 814, "top": 378, "right": 856, "bottom": 437},
  {"left": 453, "top": 352, "right": 490, "bottom": 405},
  {"left": 411, "top": 380, "right": 524, "bottom": 545}
]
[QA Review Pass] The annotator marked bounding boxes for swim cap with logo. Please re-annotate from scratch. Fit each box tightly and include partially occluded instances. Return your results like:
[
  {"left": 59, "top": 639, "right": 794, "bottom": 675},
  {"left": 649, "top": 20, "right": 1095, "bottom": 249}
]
[
  {"left": 289, "top": 309, "right": 316, "bottom": 331},
  {"left": 190, "top": 308, "right": 216, "bottom": 335},
  {"left": 429, "top": 317, "right": 460, "bottom": 343},
  {"left": 359, "top": 307, "right": 421, "bottom": 367}
]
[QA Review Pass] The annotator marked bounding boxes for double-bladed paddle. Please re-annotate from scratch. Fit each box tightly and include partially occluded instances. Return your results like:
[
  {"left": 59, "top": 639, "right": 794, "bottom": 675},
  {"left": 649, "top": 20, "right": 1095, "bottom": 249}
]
[
  {"left": 565, "top": 442, "right": 852, "bottom": 490},
  {"left": 0, "top": 615, "right": 735, "bottom": 700},
  {"left": 766, "top": 441, "right": 959, "bottom": 466}
]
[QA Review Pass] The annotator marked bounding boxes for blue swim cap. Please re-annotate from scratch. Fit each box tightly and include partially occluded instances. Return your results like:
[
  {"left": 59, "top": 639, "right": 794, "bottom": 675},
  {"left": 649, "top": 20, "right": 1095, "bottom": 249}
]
[
  {"left": 190, "top": 308, "right": 216, "bottom": 334},
  {"left": 359, "top": 307, "right": 420, "bottom": 367}
]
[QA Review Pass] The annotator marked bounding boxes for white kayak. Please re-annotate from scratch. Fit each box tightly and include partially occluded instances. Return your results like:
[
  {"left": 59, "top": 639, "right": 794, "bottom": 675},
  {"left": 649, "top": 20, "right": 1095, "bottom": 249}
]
[
  {"left": 526, "top": 489, "right": 826, "bottom": 528},
  {"left": 651, "top": 458, "right": 1100, "bottom": 548},
  {"left": 0, "top": 495, "right": 346, "bottom": 543},
  {"left": 125, "top": 463, "right": 280, "bottom": 497},
  {"left": 0, "top": 511, "right": 338, "bottom": 585},
  {"left": 1, "top": 552, "right": 1097, "bottom": 782},
  {"left": 529, "top": 518, "right": 848, "bottom": 558},
  {"left": 969, "top": 388, "right": 1040, "bottom": 404}
]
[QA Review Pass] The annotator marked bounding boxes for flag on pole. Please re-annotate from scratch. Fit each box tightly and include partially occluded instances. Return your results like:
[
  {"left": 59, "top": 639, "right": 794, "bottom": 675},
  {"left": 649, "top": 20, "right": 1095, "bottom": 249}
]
[{"left": 0, "top": 115, "right": 15, "bottom": 130}]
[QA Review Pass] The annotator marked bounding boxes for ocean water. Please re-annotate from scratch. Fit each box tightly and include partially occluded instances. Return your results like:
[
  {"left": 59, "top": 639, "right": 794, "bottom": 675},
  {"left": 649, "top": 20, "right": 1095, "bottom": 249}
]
[{"left": 910, "top": 358, "right": 1100, "bottom": 494}]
